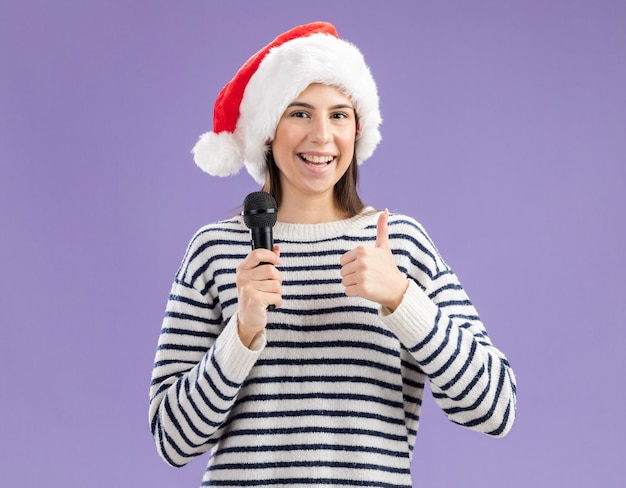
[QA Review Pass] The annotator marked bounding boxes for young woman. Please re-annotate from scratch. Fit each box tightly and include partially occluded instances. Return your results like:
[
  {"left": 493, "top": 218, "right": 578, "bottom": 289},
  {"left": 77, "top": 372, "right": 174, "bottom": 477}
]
[{"left": 149, "top": 22, "right": 516, "bottom": 487}]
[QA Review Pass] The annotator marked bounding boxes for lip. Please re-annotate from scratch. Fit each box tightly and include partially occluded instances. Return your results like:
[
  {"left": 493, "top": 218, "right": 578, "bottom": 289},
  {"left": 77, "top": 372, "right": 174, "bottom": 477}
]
[{"left": 298, "top": 152, "right": 336, "bottom": 174}]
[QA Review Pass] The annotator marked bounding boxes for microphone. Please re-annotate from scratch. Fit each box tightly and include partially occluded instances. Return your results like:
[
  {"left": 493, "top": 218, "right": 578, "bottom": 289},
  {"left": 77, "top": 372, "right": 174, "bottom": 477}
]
[{"left": 242, "top": 191, "right": 278, "bottom": 310}]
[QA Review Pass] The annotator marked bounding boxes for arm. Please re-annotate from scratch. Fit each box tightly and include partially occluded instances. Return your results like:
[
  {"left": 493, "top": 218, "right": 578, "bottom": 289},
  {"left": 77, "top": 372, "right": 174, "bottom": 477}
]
[
  {"left": 148, "top": 280, "right": 264, "bottom": 467},
  {"left": 341, "top": 211, "right": 516, "bottom": 436},
  {"left": 149, "top": 226, "right": 282, "bottom": 467},
  {"left": 383, "top": 277, "right": 516, "bottom": 437}
]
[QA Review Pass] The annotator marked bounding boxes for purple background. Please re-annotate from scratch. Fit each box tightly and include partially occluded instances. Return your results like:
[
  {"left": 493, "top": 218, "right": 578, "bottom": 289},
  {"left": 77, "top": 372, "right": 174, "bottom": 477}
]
[{"left": 2, "top": 1, "right": 625, "bottom": 486}]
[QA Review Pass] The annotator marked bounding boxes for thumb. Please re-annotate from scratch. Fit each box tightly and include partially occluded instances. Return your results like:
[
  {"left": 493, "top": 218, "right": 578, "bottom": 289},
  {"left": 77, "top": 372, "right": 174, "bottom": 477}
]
[{"left": 375, "top": 209, "right": 390, "bottom": 249}]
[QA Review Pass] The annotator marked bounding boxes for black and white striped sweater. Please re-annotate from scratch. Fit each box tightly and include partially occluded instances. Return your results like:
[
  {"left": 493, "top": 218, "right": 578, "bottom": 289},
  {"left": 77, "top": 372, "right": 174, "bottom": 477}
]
[{"left": 149, "top": 209, "right": 516, "bottom": 487}]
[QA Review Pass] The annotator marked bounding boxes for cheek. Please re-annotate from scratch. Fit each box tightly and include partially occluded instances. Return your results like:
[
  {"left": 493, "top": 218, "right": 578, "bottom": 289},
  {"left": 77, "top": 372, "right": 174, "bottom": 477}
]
[
  {"left": 272, "top": 129, "right": 300, "bottom": 170},
  {"left": 274, "top": 124, "right": 303, "bottom": 149},
  {"left": 338, "top": 131, "right": 357, "bottom": 158}
]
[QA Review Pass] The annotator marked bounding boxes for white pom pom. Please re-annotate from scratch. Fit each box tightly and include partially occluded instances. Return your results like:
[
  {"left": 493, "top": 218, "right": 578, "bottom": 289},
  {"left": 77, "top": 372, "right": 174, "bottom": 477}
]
[{"left": 191, "top": 131, "right": 244, "bottom": 177}]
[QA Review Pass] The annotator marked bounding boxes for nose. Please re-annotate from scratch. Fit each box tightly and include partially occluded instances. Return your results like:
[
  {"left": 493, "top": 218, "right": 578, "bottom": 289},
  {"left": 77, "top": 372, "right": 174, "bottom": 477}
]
[{"left": 309, "top": 116, "right": 332, "bottom": 144}]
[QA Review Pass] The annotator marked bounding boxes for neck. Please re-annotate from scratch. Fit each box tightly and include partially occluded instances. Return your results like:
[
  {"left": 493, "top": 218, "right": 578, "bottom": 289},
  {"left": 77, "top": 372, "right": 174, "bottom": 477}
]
[{"left": 277, "top": 193, "right": 348, "bottom": 224}]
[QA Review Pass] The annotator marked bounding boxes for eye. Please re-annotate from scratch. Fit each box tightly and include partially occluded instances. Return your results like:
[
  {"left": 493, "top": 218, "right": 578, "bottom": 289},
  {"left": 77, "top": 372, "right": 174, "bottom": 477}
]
[
  {"left": 290, "top": 111, "right": 310, "bottom": 119},
  {"left": 331, "top": 110, "right": 353, "bottom": 120}
]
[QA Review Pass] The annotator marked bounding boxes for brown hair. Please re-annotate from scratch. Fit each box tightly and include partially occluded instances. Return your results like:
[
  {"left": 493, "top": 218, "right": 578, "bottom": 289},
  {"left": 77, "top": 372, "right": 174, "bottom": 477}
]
[{"left": 263, "top": 147, "right": 365, "bottom": 217}]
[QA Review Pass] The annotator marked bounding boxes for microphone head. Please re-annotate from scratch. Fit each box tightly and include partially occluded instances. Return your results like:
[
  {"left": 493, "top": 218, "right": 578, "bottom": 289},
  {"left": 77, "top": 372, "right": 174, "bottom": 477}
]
[{"left": 242, "top": 191, "right": 278, "bottom": 229}]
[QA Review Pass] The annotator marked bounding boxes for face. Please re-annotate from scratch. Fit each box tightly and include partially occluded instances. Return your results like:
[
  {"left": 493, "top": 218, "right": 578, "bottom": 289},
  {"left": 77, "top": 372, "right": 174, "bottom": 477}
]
[{"left": 271, "top": 83, "right": 357, "bottom": 206}]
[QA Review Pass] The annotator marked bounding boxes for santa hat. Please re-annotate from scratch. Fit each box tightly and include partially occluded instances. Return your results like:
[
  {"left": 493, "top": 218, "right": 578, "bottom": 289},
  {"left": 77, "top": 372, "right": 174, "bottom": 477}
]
[{"left": 192, "top": 21, "right": 381, "bottom": 184}]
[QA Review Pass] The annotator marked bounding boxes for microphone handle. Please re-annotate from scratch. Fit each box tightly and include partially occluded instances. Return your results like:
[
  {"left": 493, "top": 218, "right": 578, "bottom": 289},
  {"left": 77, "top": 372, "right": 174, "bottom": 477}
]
[
  {"left": 250, "top": 227, "right": 276, "bottom": 311},
  {"left": 250, "top": 227, "right": 273, "bottom": 251}
]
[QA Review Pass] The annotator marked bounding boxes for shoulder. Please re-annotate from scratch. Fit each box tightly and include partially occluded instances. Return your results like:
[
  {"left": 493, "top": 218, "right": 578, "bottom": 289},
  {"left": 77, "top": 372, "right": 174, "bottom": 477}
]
[
  {"left": 387, "top": 212, "right": 433, "bottom": 248},
  {"left": 175, "top": 217, "right": 249, "bottom": 284},
  {"left": 387, "top": 212, "right": 449, "bottom": 274},
  {"left": 187, "top": 216, "right": 248, "bottom": 249}
]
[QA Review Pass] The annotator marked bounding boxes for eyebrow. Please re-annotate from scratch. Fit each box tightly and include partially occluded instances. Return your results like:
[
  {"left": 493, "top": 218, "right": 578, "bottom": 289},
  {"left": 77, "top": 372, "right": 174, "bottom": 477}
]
[{"left": 287, "top": 102, "right": 355, "bottom": 111}]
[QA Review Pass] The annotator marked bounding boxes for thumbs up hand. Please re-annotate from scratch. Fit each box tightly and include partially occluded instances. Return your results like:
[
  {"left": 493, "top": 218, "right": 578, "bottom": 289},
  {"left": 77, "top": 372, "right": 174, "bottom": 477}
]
[{"left": 340, "top": 209, "right": 409, "bottom": 312}]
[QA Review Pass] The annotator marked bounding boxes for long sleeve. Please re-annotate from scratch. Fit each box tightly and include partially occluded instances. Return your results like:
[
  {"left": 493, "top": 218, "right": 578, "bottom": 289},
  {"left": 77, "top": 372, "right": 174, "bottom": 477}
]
[
  {"left": 381, "top": 216, "right": 517, "bottom": 437},
  {"left": 148, "top": 224, "right": 265, "bottom": 467}
]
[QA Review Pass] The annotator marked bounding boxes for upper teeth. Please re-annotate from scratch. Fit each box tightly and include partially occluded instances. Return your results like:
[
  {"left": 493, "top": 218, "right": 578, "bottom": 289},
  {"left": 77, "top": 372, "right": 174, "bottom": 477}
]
[{"left": 301, "top": 154, "right": 334, "bottom": 164}]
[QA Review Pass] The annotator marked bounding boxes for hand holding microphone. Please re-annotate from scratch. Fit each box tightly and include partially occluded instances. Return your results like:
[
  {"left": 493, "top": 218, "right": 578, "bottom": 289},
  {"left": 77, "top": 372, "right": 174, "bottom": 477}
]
[{"left": 236, "top": 192, "right": 282, "bottom": 347}]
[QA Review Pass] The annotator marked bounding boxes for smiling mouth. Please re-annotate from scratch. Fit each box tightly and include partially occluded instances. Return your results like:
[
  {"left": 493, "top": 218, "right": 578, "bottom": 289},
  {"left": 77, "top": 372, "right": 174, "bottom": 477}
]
[{"left": 298, "top": 153, "right": 335, "bottom": 165}]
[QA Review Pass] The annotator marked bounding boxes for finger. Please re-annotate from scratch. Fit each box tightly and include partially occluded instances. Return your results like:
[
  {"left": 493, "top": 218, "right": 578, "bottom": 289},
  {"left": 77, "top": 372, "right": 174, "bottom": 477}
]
[
  {"left": 340, "top": 245, "right": 368, "bottom": 267},
  {"left": 241, "top": 248, "right": 280, "bottom": 269},
  {"left": 339, "top": 255, "right": 361, "bottom": 279},
  {"left": 251, "top": 278, "right": 283, "bottom": 294},
  {"left": 237, "top": 269, "right": 282, "bottom": 309},
  {"left": 375, "top": 209, "right": 390, "bottom": 249},
  {"left": 251, "top": 261, "right": 283, "bottom": 282},
  {"left": 339, "top": 249, "right": 357, "bottom": 267},
  {"left": 341, "top": 272, "right": 360, "bottom": 290}
]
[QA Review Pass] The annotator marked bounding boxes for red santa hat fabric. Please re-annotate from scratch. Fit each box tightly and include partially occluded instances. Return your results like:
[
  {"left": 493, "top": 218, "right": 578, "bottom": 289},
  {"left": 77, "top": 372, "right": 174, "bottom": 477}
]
[{"left": 192, "top": 22, "right": 381, "bottom": 184}]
